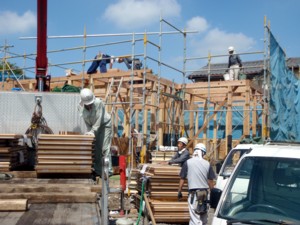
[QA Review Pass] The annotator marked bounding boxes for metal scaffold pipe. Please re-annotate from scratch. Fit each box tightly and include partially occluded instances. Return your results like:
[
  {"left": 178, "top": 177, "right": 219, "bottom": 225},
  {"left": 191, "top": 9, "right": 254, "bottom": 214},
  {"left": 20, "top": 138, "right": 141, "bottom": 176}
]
[
  {"left": 19, "top": 30, "right": 198, "bottom": 40},
  {"left": 186, "top": 50, "right": 264, "bottom": 61}
]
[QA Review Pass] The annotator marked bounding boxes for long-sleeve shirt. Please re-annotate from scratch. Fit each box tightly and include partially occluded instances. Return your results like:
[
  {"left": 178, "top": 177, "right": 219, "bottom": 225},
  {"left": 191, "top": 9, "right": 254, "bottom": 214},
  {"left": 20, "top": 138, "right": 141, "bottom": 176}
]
[
  {"left": 228, "top": 54, "right": 242, "bottom": 68},
  {"left": 169, "top": 148, "right": 190, "bottom": 167},
  {"left": 79, "top": 98, "right": 111, "bottom": 133}
]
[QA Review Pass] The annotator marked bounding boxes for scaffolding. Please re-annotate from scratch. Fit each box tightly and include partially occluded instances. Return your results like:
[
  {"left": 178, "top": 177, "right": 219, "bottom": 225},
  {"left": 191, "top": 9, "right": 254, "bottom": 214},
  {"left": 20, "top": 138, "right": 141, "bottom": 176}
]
[{"left": 0, "top": 17, "right": 269, "bottom": 167}]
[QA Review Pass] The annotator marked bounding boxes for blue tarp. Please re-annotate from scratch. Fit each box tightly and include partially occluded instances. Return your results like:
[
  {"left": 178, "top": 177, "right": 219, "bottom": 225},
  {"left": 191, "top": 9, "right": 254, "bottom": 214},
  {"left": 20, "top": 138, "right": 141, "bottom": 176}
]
[
  {"left": 269, "top": 32, "right": 300, "bottom": 142},
  {"left": 184, "top": 106, "right": 262, "bottom": 140},
  {"left": 0, "top": 72, "right": 23, "bottom": 82}
]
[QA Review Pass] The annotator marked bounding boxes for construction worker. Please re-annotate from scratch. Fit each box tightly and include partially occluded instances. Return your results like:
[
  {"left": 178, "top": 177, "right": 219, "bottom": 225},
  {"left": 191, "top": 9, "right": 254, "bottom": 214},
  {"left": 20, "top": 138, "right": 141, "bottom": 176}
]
[
  {"left": 168, "top": 137, "right": 190, "bottom": 167},
  {"left": 78, "top": 88, "right": 113, "bottom": 179},
  {"left": 87, "top": 51, "right": 114, "bottom": 74},
  {"left": 178, "top": 143, "right": 216, "bottom": 225},
  {"left": 227, "top": 46, "right": 242, "bottom": 80},
  {"left": 115, "top": 57, "right": 142, "bottom": 70}
]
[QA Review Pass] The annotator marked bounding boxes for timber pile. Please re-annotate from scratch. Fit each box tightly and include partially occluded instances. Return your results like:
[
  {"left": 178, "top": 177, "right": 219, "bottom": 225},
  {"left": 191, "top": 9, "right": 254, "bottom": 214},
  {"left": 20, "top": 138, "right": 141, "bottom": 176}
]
[
  {"left": 35, "top": 134, "right": 94, "bottom": 175},
  {"left": 150, "top": 151, "right": 175, "bottom": 163},
  {"left": 0, "top": 172, "right": 99, "bottom": 205},
  {"left": 134, "top": 164, "right": 189, "bottom": 223},
  {"left": 0, "top": 171, "right": 102, "bottom": 224},
  {"left": 0, "top": 134, "right": 27, "bottom": 172}
]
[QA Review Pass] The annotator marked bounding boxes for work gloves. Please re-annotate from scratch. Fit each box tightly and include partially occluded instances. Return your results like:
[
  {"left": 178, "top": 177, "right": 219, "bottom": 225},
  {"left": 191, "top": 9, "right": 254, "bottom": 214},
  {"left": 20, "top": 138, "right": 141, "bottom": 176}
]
[
  {"left": 85, "top": 131, "right": 95, "bottom": 137},
  {"left": 177, "top": 191, "right": 183, "bottom": 201}
]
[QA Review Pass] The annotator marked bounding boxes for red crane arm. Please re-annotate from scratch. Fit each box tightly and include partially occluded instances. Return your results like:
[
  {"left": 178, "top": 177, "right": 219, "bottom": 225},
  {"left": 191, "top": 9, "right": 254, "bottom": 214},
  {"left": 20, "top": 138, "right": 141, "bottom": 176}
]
[{"left": 35, "top": 0, "right": 49, "bottom": 91}]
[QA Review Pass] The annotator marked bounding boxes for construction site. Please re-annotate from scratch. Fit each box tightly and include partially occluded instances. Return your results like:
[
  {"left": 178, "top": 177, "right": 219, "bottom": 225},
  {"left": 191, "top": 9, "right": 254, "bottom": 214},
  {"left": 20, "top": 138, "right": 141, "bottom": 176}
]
[{"left": 1, "top": 1, "right": 300, "bottom": 225}]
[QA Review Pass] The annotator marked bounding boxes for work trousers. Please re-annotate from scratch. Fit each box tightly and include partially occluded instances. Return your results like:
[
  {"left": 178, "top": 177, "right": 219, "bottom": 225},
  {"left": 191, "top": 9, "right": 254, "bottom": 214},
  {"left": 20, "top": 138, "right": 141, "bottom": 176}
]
[
  {"left": 94, "top": 122, "right": 113, "bottom": 176},
  {"left": 188, "top": 192, "right": 208, "bottom": 225},
  {"left": 229, "top": 64, "right": 240, "bottom": 80}
]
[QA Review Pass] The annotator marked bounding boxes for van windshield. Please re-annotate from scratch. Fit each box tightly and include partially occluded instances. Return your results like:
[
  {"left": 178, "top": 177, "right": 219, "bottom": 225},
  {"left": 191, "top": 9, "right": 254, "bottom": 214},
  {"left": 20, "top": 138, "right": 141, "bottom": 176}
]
[{"left": 218, "top": 157, "right": 300, "bottom": 223}]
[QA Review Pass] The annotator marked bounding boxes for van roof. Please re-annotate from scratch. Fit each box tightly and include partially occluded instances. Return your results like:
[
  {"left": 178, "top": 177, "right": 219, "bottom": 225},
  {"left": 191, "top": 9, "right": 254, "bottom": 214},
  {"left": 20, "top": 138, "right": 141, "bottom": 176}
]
[
  {"left": 241, "top": 144, "right": 300, "bottom": 159},
  {"left": 234, "top": 144, "right": 264, "bottom": 150}
]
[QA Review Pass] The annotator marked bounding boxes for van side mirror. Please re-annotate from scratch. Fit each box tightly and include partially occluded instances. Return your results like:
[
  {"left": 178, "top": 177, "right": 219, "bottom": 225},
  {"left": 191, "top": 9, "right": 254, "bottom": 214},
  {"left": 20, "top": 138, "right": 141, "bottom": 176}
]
[{"left": 210, "top": 188, "right": 222, "bottom": 209}]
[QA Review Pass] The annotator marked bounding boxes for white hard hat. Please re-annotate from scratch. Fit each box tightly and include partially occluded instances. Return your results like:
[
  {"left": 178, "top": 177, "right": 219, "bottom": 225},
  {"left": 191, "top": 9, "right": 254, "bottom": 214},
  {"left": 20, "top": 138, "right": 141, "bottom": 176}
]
[
  {"left": 178, "top": 137, "right": 188, "bottom": 145},
  {"left": 79, "top": 88, "right": 95, "bottom": 107},
  {"left": 228, "top": 46, "right": 234, "bottom": 52},
  {"left": 194, "top": 143, "right": 206, "bottom": 154}
]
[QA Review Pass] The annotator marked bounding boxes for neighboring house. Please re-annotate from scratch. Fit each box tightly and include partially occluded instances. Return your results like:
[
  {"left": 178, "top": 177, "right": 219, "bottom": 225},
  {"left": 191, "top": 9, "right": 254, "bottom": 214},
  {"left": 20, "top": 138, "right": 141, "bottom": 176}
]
[{"left": 188, "top": 57, "right": 300, "bottom": 82}]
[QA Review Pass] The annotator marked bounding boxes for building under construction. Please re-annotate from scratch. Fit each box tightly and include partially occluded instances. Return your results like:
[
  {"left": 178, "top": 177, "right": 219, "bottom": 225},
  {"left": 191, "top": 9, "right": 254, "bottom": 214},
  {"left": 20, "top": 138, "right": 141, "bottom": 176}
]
[
  {"left": 1, "top": 15, "right": 300, "bottom": 224},
  {"left": 1, "top": 18, "right": 273, "bottom": 162}
]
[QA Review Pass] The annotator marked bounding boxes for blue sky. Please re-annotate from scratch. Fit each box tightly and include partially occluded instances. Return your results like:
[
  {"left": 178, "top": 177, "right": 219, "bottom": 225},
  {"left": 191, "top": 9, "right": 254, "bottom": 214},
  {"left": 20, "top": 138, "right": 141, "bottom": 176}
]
[{"left": 1, "top": 0, "right": 299, "bottom": 84}]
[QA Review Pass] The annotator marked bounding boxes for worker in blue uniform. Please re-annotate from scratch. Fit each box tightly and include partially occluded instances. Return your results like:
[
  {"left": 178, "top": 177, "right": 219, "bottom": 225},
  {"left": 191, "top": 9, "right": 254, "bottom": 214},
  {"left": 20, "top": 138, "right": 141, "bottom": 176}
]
[{"left": 87, "top": 52, "right": 114, "bottom": 74}]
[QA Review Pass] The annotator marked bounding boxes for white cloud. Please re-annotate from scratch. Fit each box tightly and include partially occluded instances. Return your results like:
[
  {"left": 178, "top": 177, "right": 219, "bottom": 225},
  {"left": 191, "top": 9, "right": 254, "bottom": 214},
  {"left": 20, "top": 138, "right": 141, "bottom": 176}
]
[
  {"left": 186, "top": 16, "right": 209, "bottom": 34},
  {"left": 103, "top": 0, "right": 181, "bottom": 30},
  {"left": 188, "top": 28, "right": 256, "bottom": 67},
  {"left": 0, "top": 11, "right": 36, "bottom": 35}
]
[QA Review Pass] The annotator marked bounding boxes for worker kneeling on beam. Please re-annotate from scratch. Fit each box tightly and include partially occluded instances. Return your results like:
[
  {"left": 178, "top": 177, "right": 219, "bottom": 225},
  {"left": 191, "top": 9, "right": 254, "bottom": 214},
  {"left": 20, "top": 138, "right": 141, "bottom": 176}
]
[
  {"left": 79, "top": 88, "right": 113, "bottom": 179},
  {"left": 178, "top": 143, "right": 216, "bottom": 225}
]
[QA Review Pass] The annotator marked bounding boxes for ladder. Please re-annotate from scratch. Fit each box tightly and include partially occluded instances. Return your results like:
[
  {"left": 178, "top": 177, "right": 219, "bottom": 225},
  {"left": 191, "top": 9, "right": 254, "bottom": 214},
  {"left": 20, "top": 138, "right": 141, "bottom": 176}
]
[{"left": 105, "top": 77, "right": 124, "bottom": 115}]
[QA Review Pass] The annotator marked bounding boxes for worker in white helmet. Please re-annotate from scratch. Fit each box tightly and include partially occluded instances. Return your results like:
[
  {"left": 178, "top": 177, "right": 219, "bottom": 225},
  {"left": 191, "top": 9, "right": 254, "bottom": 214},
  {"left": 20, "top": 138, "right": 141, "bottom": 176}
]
[
  {"left": 178, "top": 143, "right": 216, "bottom": 225},
  {"left": 79, "top": 88, "right": 113, "bottom": 179},
  {"left": 227, "top": 46, "right": 243, "bottom": 80},
  {"left": 168, "top": 137, "right": 190, "bottom": 167}
]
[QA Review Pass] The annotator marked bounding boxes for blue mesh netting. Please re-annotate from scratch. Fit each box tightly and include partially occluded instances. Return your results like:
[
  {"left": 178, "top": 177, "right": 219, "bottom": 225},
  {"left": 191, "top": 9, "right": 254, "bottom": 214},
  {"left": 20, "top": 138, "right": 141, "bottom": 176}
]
[{"left": 269, "top": 32, "right": 300, "bottom": 142}]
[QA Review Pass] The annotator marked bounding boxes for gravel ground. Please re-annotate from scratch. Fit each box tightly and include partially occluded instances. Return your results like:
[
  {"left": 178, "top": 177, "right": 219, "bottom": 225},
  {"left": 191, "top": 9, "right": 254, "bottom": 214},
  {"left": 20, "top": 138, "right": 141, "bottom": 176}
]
[{"left": 107, "top": 176, "right": 215, "bottom": 225}]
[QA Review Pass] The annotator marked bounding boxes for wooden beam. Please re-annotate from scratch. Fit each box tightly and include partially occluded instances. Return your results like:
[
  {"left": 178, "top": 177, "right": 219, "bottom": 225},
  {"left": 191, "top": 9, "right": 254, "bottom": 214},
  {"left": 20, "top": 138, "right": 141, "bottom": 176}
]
[
  {"left": 226, "top": 86, "right": 233, "bottom": 155},
  {"left": 0, "top": 193, "right": 97, "bottom": 203},
  {"left": 186, "top": 98, "right": 228, "bottom": 149},
  {"left": 0, "top": 199, "right": 28, "bottom": 211},
  {"left": 243, "top": 85, "right": 250, "bottom": 138},
  {"left": 252, "top": 92, "right": 257, "bottom": 137},
  {"left": 143, "top": 193, "right": 156, "bottom": 225}
]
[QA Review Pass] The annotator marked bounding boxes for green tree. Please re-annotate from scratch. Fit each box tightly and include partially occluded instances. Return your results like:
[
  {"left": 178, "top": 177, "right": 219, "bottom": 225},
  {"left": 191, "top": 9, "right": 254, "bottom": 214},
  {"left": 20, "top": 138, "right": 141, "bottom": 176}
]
[{"left": 0, "top": 61, "right": 23, "bottom": 76}]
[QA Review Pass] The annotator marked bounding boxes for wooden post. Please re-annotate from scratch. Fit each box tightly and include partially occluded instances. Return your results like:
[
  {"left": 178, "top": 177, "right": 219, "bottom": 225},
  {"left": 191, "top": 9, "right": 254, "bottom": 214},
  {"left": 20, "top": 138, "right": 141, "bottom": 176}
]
[
  {"left": 143, "top": 193, "right": 157, "bottom": 225},
  {"left": 252, "top": 91, "right": 257, "bottom": 137},
  {"left": 141, "top": 108, "right": 148, "bottom": 163},
  {"left": 243, "top": 86, "right": 250, "bottom": 138},
  {"left": 226, "top": 86, "right": 233, "bottom": 155},
  {"left": 213, "top": 103, "right": 218, "bottom": 160},
  {"left": 203, "top": 99, "right": 208, "bottom": 145}
]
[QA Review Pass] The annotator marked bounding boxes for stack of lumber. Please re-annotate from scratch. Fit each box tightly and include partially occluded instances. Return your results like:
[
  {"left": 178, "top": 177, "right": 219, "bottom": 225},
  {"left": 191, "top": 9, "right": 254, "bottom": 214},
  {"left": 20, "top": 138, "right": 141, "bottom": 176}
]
[
  {"left": 0, "top": 134, "right": 27, "bottom": 172},
  {"left": 0, "top": 171, "right": 103, "bottom": 224},
  {"left": 150, "top": 151, "right": 175, "bottom": 163},
  {"left": 128, "top": 168, "right": 139, "bottom": 194},
  {"left": 0, "top": 178, "right": 99, "bottom": 204},
  {"left": 134, "top": 164, "right": 189, "bottom": 223},
  {"left": 36, "top": 134, "right": 94, "bottom": 175}
]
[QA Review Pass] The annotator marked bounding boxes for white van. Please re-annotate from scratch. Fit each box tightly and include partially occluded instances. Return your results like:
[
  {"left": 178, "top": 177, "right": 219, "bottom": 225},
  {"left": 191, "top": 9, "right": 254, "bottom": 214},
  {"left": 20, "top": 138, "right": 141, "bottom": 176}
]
[
  {"left": 215, "top": 144, "right": 261, "bottom": 191},
  {"left": 210, "top": 143, "right": 300, "bottom": 225}
]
